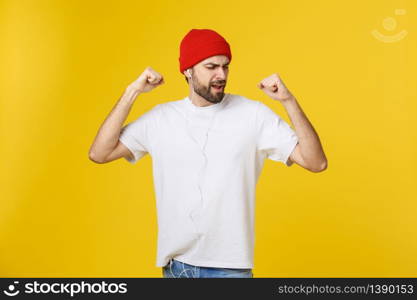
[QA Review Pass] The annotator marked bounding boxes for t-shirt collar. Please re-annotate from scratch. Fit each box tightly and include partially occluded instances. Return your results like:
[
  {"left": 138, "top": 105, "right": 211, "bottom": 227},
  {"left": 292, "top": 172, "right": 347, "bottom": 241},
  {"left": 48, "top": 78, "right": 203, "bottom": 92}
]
[{"left": 184, "top": 93, "right": 229, "bottom": 112}]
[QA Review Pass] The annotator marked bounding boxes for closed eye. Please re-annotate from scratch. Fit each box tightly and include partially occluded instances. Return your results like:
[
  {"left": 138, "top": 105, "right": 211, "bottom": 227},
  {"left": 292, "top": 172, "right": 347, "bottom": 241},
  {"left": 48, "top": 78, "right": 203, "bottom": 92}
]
[{"left": 205, "top": 64, "right": 229, "bottom": 70}]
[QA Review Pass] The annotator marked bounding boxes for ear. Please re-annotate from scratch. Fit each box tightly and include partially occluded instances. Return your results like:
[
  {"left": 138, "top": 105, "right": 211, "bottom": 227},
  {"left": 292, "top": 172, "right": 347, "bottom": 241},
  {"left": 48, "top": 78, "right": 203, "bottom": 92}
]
[{"left": 186, "top": 69, "right": 192, "bottom": 78}]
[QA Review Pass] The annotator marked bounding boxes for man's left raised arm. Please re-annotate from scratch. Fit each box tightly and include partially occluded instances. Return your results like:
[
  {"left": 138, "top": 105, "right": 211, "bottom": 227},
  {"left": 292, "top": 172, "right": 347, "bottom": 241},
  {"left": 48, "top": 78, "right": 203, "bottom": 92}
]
[{"left": 258, "top": 73, "right": 328, "bottom": 172}]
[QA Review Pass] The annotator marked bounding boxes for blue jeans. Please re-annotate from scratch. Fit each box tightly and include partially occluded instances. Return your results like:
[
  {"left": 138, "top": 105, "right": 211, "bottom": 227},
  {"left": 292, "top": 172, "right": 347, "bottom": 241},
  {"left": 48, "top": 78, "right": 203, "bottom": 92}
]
[{"left": 162, "top": 259, "right": 253, "bottom": 278}]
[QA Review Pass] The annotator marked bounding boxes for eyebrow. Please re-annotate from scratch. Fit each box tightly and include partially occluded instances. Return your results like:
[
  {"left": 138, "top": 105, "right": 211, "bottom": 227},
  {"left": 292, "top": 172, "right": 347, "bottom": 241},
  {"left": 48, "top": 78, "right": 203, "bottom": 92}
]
[{"left": 204, "top": 62, "right": 230, "bottom": 67}]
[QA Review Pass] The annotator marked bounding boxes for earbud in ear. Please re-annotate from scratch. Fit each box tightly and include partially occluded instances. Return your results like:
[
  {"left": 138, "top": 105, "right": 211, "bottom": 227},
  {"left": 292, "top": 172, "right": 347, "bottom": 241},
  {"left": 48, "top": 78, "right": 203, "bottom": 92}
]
[{"left": 187, "top": 69, "right": 192, "bottom": 77}]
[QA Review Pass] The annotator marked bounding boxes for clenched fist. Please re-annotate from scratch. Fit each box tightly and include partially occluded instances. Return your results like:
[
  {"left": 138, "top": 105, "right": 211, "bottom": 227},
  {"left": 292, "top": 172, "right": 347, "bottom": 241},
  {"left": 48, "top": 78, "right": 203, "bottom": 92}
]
[
  {"left": 128, "top": 66, "right": 164, "bottom": 93},
  {"left": 257, "top": 73, "right": 294, "bottom": 103}
]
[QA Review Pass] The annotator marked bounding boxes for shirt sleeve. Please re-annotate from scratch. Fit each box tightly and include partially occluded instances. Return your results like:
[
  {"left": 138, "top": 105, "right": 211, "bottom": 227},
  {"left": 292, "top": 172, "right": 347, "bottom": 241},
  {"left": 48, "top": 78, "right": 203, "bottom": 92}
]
[
  {"left": 256, "top": 102, "right": 299, "bottom": 166},
  {"left": 118, "top": 105, "right": 159, "bottom": 164}
]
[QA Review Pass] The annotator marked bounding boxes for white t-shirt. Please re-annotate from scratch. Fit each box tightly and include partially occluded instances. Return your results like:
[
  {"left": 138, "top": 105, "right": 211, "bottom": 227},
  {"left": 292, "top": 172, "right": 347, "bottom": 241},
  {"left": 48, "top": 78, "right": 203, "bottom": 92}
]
[{"left": 119, "top": 93, "right": 299, "bottom": 269}]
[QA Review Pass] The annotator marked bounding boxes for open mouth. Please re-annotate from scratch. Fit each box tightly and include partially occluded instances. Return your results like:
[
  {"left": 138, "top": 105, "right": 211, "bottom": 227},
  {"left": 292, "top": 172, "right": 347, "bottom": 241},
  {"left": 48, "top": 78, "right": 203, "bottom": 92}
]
[{"left": 211, "top": 84, "right": 224, "bottom": 91}]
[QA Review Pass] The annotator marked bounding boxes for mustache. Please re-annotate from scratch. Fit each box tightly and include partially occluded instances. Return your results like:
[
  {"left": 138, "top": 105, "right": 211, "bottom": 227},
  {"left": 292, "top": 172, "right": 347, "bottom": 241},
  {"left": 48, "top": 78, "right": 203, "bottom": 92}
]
[{"left": 210, "top": 81, "right": 226, "bottom": 86}]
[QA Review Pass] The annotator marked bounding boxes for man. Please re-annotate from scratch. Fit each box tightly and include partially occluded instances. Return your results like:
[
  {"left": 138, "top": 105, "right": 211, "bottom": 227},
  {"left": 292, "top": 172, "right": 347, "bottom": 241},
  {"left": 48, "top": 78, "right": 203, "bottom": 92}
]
[{"left": 88, "top": 29, "right": 327, "bottom": 278}]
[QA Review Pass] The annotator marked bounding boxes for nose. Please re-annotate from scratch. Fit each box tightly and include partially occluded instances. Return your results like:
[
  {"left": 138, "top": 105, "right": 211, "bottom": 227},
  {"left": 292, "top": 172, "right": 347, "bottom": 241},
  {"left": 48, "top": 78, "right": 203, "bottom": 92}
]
[{"left": 215, "top": 67, "right": 227, "bottom": 81}]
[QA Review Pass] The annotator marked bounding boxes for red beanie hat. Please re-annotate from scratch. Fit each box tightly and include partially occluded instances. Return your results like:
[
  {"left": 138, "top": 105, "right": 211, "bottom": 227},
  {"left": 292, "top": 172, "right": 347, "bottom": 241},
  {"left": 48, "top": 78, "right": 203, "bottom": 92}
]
[{"left": 179, "top": 29, "right": 232, "bottom": 74}]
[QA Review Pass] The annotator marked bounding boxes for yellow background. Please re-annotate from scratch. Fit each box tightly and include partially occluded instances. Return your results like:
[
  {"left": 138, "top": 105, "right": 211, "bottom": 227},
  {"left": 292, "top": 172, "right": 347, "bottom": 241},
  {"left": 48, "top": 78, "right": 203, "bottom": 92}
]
[{"left": 1, "top": 0, "right": 416, "bottom": 277}]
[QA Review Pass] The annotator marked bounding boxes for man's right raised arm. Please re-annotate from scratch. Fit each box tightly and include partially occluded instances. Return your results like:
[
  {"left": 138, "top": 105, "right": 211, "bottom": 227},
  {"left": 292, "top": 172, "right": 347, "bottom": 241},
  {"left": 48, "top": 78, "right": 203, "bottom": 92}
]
[{"left": 88, "top": 67, "right": 164, "bottom": 164}]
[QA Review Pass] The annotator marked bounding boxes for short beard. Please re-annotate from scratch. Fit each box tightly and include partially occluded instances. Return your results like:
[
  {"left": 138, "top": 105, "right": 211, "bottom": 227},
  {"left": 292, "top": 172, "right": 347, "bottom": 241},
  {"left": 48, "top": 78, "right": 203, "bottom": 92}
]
[{"left": 191, "top": 73, "right": 225, "bottom": 104}]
